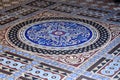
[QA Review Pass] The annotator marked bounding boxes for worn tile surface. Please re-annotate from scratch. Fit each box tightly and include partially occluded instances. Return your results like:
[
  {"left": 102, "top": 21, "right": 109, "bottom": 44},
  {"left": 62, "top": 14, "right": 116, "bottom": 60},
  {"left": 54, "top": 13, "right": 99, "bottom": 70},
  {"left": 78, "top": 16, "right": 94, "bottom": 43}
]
[{"left": 0, "top": 0, "right": 120, "bottom": 80}]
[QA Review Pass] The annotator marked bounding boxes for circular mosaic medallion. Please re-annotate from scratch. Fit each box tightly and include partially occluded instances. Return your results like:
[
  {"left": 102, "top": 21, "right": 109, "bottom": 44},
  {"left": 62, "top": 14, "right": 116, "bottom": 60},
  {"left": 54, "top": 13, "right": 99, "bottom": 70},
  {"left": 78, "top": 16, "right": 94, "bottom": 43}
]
[
  {"left": 7, "top": 17, "right": 110, "bottom": 54},
  {"left": 25, "top": 21, "right": 93, "bottom": 47}
]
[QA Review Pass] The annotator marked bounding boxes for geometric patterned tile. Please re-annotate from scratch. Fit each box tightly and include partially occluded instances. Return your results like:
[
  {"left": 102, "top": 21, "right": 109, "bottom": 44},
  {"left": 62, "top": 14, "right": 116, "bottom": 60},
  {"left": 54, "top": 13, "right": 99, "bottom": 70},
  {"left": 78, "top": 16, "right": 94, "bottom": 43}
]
[
  {"left": 17, "top": 73, "right": 43, "bottom": 80},
  {"left": 0, "top": 66, "right": 15, "bottom": 75},
  {"left": 0, "top": 0, "right": 120, "bottom": 80},
  {"left": 26, "top": 0, "right": 56, "bottom": 8},
  {"left": 76, "top": 75, "right": 96, "bottom": 80},
  {"left": 36, "top": 62, "right": 72, "bottom": 76},
  {"left": 0, "top": 0, "right": 25, "bottom": 10},
  {"left": 113, "top": 72, "right": 120, "bottom": 80},
  {"left": 108, "top": 43, "right": 120, "bottom": 55},
  {"left": 87, "top": 57, "right": 110, "bottom": 71}
]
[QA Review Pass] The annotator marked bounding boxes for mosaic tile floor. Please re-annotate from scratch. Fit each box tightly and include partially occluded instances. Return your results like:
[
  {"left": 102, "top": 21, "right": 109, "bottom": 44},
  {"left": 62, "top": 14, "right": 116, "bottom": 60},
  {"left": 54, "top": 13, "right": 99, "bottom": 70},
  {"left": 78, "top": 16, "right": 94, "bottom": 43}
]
[
  {"left": 0, "top": 0, "right": 120, "bottom": 80},
  {"left": 0, "top": 0, "right": 26, "bottom": 10}
]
